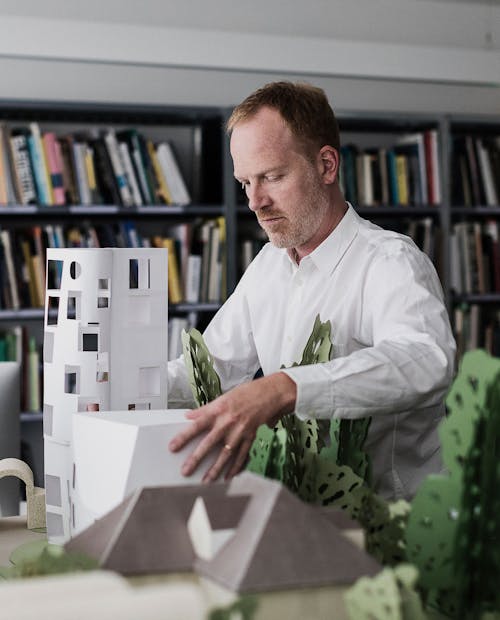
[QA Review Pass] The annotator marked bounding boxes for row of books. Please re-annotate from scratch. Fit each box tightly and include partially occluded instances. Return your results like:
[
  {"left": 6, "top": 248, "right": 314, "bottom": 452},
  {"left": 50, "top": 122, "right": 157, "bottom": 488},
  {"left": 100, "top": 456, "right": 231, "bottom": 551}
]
[
  {"left": 451, "top": 135, "right": 500, "bottom": 207},
  {"left": 339, "top": 130, "right": 441, "bottom": 207},
  {"left": 0, "top": 326, "right": 41, "bottom": 413},
  {"left": 450, "top": 220, "right": 500, "bottom": 295},
  {"left": 0, "top": 122, "right": 191, "bottom": 208},
  {"left": 454, "top": 305, "right": 500, "bottom": 359},
  {"left": 0, "top": 218, "right": 226, "bottom": 310}
]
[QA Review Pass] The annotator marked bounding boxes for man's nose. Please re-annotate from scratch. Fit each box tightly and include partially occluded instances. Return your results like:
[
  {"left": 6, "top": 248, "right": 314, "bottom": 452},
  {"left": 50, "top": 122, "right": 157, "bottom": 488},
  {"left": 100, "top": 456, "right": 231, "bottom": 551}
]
[{"left": 247, "top": 183, "right": 270, "bottom": 212}]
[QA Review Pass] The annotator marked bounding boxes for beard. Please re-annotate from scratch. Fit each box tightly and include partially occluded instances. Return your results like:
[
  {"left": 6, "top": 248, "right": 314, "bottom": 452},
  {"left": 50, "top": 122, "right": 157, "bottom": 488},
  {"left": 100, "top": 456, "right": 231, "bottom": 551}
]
[{"left": 257, "top": 180, "right": 330, "bottom": 250}]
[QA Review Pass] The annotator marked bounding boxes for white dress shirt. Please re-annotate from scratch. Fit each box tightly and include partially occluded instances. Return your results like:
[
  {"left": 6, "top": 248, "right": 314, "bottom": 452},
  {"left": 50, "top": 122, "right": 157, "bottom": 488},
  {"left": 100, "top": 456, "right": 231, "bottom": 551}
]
[{"left": 168, "top": 205, "right": 456, "bottom": 500}]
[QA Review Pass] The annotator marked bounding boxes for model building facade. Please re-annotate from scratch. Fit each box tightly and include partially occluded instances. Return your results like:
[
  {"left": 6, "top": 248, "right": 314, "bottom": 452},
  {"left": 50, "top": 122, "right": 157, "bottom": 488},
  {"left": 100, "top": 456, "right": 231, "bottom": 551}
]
[{"left": 43, "top": 247, "right": 168, "bottom": 542}]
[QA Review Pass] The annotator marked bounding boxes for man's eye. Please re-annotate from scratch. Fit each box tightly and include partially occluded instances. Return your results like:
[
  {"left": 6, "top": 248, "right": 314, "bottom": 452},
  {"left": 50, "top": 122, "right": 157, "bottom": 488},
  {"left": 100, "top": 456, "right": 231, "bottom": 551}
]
[{"left": 265, "top": 175, "right": 281, "bottom": 182}]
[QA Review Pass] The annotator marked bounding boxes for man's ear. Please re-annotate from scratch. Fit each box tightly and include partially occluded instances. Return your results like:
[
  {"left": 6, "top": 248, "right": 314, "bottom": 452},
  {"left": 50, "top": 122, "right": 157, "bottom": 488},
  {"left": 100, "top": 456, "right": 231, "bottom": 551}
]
[{"left": 318, "top": 145, "right": 339, "bottom": 185}]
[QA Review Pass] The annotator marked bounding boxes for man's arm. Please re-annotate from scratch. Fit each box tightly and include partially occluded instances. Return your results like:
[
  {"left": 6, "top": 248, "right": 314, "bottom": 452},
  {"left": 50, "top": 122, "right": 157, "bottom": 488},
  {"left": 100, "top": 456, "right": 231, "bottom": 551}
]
[{"left": 169, "top": 371, "right": 296, "bottom": 481}]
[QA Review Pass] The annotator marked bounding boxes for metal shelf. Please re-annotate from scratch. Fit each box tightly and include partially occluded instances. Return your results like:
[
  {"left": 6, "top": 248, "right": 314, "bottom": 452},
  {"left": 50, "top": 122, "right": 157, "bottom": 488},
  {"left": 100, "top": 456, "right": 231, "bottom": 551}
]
[
  {"left": 453, "top": 293, "right": 500, "bottom": 305},
  {"left": 451, "top": 207, "right": 500, "bottom": 217},
  {"left": 0, "top": 303, "right": 221, "bottom": 322},
  {"left": 20, "top": 412, "right": 43, "bottom": 423},
  {"left": 0, "top": 204, "right": 225, "bottom": 218}
]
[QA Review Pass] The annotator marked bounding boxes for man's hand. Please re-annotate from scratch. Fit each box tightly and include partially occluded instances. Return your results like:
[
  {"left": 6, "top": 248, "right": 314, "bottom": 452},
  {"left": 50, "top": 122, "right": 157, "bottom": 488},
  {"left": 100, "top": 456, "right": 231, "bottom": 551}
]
[{"left": 168, "top": 372, "right": 297, "bottom": 482}]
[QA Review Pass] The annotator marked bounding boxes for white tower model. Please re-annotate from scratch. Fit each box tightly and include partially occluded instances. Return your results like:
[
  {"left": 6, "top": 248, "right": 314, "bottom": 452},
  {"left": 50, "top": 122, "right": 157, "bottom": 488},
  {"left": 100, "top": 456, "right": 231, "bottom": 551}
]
[{"left": 43, "top": 247, "right": 168, "bottom": 543}]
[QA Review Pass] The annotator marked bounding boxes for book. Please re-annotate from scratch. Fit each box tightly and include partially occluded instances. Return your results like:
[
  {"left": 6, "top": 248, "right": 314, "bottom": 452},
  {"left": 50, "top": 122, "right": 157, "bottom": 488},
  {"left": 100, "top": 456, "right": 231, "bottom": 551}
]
[
  {"left": 397, "top": 133, "right": 428, "bottom": 205},
  {"left": 0, "top": 230, "right": 20, "bottom": 309},
  {"left": 386, "top": 149, "right": 399, "bottom": 205},
  {"left": 72, "top": 138, "right": 92, "bottom": 206},
  {"left": 185, "top": 254, "right": 201, "bottom": 303},
  {"left": 476, "top": 138, "right": 498, "bottom": 207},
  {"left": 395, "top": 154, "right": 409, "bottom": 206},
  {"left": 9, "top": 129, "right": 37, "bottom": 205},
  {"left": 118, "top": 141, "right": 143, "bottom": 206},
  {"left": 424, "top": 130, "right": 441, "bottom": 205},
  {"left": 20, "top": 237, "right": 39, "bottom": 307},
  {"left": 104, "top": 129, "right": 134, "bottom": 207},
  {"left": 377, "top": 148, "right": 389, "bottom": 205},
  {"left": 152, "top": 236, "right": 182, "bottom": 303},
  {"left": 27, "top": 336, "right": 41, "bottom": 413},
  {"left": 116, "top": 129, "right": 153, "bottom": 204},
  {"left": 156, "top": 141, "right": 191, "bottom": 205},
  {"left": 167, "top": 222, "right": 192, "bottom": 297},
  {"left": 464, "top": 135, "right": 483, "bottom": 206},
  {"left": 355, "top": 153, "right": 372, "bottom": 206},
  {"left": 42, "top": 132, "right": 66, "bottom": 205},
  {"left": 0, "top": 124, "right": 17, "bottom": 205},
  {"left": 147, "top": 140, "right": 173, "bottom": 205},
  {"left": 89, "top": 137, "right": 122, "bottom": 206},
  {"left": 58, "top": 135, "right": 80, "bottom": 204},
  {"left": 28, "top": 122, "right": 53, "bottom": 205},
  {"left": 84, "top": 143, "right": 102, "bottom": 204}
]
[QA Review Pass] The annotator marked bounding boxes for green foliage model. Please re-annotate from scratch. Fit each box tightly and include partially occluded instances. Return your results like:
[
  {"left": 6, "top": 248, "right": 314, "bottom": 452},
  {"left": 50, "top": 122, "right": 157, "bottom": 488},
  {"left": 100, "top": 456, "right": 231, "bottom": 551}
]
[
  {"left": 405, "top": 350, "right": 500, "bottom": 619},
  {"left": 182, "top": 319, "right": 409, "bottom": 568},
  {"left": 182, "top": 316, "right": 372, "bottom": 504}
]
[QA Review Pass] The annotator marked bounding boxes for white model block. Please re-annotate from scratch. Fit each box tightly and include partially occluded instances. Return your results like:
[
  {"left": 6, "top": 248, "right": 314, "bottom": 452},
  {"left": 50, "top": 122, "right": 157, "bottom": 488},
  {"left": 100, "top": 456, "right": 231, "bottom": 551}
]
[
  {"left": 71, "top": 409, "right": 218, "bottom": 537},
  {"left": 43, "top": 247, "right": 169, "bottom": 542},
  {"left": 43, "top": 437, "right": 72, "bottom": 543}
]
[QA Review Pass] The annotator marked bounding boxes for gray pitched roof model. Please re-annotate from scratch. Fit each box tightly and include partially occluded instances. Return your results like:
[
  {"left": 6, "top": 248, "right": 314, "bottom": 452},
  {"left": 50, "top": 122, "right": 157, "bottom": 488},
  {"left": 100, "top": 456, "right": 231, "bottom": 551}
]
[{"left": 66, "top": 472, "right": 380, "bottom": 593}]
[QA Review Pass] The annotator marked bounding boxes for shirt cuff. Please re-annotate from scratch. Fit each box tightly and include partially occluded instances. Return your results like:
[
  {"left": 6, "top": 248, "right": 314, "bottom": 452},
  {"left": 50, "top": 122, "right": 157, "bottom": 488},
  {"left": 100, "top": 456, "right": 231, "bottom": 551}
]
[{"left": 280, "top": 365, "right": 334, "bottom": 421}]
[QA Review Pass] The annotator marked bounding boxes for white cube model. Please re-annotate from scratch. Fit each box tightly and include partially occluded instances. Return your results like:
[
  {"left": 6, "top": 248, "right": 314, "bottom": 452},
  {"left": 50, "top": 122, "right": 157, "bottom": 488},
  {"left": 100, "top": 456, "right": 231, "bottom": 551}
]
[
  {"left": 43, "top": 248, "right": 169, "bottom": 543},
  {"left": 71, "top": 409, "right": 218, "bottom": 536}
]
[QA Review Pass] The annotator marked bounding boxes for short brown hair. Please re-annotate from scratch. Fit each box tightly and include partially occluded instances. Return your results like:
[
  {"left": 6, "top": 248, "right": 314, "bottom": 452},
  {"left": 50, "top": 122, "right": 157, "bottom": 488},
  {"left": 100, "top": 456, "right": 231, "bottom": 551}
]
[{"left": 226, "top": 81, "right": 340, "bottom": 156}]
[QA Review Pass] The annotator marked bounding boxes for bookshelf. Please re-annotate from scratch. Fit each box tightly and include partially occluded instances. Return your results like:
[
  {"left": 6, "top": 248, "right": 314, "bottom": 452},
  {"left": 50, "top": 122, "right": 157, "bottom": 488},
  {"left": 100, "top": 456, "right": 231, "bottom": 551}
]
[{"left": 0, "top": 102, "right": 498, "bottom": 485}]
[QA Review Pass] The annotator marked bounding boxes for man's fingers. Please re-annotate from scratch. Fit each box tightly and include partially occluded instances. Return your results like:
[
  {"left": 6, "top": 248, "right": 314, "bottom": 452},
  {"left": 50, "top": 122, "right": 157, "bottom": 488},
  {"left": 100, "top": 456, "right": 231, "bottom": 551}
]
[
  {"left": 202, "top": 441, "right": 237, "bottom": 483},
  {"left": 169, "top": 410, "right": 211, "bottom": 452},
  {"left": 180, "top": 427, "right": 225, "bottom": 476},
  {"left": 226, "top": 438, "right": 253, "bottom": 479}
]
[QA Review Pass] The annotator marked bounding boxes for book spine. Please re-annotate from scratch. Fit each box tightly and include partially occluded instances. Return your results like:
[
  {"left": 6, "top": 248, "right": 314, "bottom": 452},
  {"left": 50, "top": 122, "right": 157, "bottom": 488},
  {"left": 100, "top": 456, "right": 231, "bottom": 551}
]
[
  {"left": 104, "top": 130, "right": 134, "bottom": 207},
  {"left": 73, "top": 142, "right": 91, "bottom": 205},
  {"left": 395, "top": 155, "right": 409, "bottom": 205},
  {"left": 0, "top": 230, "right": 20, "bottom": 309},
  {"left": 157, "top": 142, "right": 191, "bottom": 205},
  {"left": 10, "top": 134, "right": 37, "bottom": 204},
  {"left": 147, "top": 140, "right": 173, "bottom": 205},
  {"left": 119, "top": 142, "right": 143, "bottom": 206},
  {"left": 42, "top": 132, "right": 66, "bottom": 205},
  {"left": 27, "top": 336, "right": 40, "bottom": 413},
  {"left": 28, "top": 123, "right": 53, "bottom": 205}
]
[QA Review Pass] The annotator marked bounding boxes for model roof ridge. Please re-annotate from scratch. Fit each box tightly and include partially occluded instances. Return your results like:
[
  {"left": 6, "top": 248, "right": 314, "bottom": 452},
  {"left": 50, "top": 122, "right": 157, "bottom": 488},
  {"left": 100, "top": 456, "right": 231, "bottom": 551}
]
[{"left": 195, "top": 472, "right": 380, "bottom": 593}]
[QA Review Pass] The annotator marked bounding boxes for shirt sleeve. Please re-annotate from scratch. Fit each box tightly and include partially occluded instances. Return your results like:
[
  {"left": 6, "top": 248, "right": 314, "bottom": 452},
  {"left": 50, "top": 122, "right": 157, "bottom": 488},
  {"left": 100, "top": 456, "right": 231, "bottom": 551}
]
[{"left": 282, "top": 243, "right": 457, "bottom": 421}]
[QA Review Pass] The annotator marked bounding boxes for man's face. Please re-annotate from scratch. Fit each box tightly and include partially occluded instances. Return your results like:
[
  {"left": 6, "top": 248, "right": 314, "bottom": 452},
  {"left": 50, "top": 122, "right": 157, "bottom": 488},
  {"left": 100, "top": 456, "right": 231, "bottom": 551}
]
[{"left": 230, "top": 107, "right": 332, "bottom": 254}]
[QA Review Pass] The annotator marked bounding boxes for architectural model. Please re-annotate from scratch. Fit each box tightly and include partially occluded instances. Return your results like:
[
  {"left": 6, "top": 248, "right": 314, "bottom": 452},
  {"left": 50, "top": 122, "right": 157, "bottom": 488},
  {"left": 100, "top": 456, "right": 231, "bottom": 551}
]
[
  {"left": 43, "top": 248, "right": 168, "bottom": 543},
  {"left": 66, "top": 471, "right": 381, "bottom": 593},
  {"left": 71, "top": 409, "right": 220, "bottom": 536}
]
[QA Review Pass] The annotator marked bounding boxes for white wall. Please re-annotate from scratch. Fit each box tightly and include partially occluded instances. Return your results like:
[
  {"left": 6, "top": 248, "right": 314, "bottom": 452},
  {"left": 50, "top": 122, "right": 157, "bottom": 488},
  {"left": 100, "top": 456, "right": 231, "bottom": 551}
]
[{"left": 0, "top": 0, "right": 498, "bottom": 115}]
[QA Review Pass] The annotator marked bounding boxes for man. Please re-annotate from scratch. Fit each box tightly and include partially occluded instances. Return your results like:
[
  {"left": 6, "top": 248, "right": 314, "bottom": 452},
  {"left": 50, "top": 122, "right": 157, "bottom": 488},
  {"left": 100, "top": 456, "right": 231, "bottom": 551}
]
[{"left": 168, "top": 81, "right": 456, "bottom": 500}]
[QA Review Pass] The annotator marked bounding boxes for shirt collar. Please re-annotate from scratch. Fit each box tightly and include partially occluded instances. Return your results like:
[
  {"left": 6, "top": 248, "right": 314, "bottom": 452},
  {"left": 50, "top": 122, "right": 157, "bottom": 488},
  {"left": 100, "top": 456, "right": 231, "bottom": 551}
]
[{"left": 283, "top": 203, "right": 360, "bottom": 277}]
